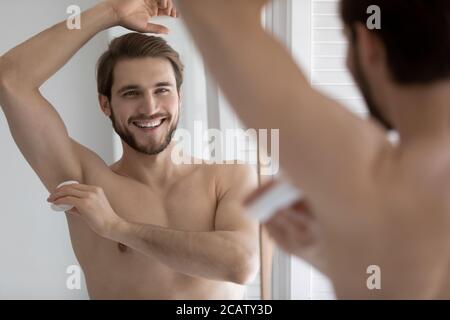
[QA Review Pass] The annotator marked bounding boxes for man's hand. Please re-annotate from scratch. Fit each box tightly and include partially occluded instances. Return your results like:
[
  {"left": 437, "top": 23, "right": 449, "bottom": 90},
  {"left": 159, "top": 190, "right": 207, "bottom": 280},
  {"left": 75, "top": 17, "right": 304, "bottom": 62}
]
[
  {"left": 157, "top": 0, "right": 179, "bottom": 17},
  {"left": 106, "top": 0, "right": 178, "bottom": 34},
  {"left": 47, "top": 184, "right": 123, "bottom": 238},
  {"left": 176, "top": 0, "right": 268, "bottom": 12},
  {"left": 264, "top": 200, "right": 328, "bottom": 275}
]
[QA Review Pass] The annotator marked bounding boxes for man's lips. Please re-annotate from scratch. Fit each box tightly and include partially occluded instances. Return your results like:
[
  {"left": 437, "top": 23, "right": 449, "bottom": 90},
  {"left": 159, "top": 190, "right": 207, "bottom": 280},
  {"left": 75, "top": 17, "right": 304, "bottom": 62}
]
[{"left": 131, "top": 118, "right": 167, "bottom": 131}]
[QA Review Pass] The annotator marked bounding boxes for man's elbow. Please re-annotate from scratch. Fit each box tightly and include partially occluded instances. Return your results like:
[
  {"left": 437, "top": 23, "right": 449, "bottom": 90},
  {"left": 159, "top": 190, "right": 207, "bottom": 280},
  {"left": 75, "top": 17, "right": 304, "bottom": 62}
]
[
  {"left": 0, "top": 57, "right": 8, "bottom": 89},
  {"left": 0, "top": 55, "right": 25, "bottom": 84},
  {"left": 0, "top": 56, "right": 17, "bottom": 94},
  {"left": 228, "top": 252, "right": 260, "bottom": 285}
]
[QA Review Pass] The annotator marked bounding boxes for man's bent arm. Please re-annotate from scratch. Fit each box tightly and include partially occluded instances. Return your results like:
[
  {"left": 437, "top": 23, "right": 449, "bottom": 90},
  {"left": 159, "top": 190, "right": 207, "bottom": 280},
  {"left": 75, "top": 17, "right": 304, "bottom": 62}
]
[
  {"left": 108, "top": 165, "right": 259, "bottom": 284},
  {"left": 111, "top": 223, "right": 259, "bottom": 284}
]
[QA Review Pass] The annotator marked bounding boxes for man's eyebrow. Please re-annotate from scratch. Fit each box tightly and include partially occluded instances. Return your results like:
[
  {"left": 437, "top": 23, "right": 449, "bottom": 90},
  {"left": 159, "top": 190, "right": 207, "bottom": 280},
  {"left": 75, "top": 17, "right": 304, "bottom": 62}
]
[
  {"left": 117, "top": 85, "right": 140, "bottom": 94},
  {"left": 154, "top": 81, "right": 175, "bottom": 87},
  {"left": 117, "top": 82, "right": 174, "bottom": 94}
]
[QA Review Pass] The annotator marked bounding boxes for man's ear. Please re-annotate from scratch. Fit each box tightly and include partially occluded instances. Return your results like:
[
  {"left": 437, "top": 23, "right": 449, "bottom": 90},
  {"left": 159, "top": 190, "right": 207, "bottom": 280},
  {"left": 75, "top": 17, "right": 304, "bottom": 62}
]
[
  {"left": 178, "top": 90, "right": 183, "bottom": 107},
  {"left": 354, "top": 22, "right": 385, "bottom": 67},
  {"left": 98, "top": 94, "right": 112, "bottom": 117}
]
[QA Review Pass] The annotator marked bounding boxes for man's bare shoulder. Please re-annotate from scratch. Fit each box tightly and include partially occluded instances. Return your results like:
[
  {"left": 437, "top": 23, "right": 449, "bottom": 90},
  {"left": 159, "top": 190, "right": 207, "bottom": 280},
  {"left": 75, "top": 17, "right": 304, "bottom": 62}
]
[
  {"left": 191, "top": 160, "right": 256, "bottom": 180},
  {"left": 194, "top": 162, "right": 258, "bottom": 199},
  {"left": 367, "top": 141, "right": 450, "bottom": 220}
]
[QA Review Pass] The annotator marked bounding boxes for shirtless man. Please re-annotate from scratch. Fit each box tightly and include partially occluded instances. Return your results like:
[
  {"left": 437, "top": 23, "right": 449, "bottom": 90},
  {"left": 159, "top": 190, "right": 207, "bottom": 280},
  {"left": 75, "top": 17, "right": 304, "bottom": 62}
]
[
  {"left": 0, "top": 0, "right": 259, "bottom": 299},
  {"left": 176, "top": 0, "right": 450, "bottom": 298}
]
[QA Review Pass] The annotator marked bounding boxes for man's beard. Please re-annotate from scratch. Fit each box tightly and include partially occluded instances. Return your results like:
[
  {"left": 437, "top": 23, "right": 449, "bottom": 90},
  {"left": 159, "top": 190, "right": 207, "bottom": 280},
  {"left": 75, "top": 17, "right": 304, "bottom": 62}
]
[
  {"left": 110, "top": 108, "right": 178, "bottom": 156},
  {"left": 352, "top": 49, "right": 393, "bottom": 131}
]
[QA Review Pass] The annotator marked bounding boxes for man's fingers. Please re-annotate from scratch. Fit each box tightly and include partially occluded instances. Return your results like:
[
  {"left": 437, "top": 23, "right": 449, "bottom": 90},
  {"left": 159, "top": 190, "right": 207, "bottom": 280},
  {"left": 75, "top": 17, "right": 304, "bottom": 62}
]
[
  {"left": 54, "top": 183, "right": 95, "bottom": 192},
  {"left": 244, "top": 180, "right": 277, "bottom": 205},
  {"left": 159, "top": 0, "right": 176, "bottom": 16},
  {"left": 265, "top": 219, "right": 285, "bottom": 242},
  {"left": 157, "top": 8, "right": 173, "bottom": 17},
  {"left": 165, "top": 1, "right": 173, "bottom": 15},
  {"left": 144, "top": 1, "right": 159, "bottom": 16},
  {"left": 280, "top": 209, "right": 318, "bottom": 237},
  {"left": 145, "top": 23, "right": 169, "bottom": 34},
  {"left": 157, "top": 9, "right": 168, "bottom": 16},
  {"left": 67, "top": 183, "right": 101, "bottom": 193},
  {"left": 267, "top": 208, "right": 308, "bottom": 227},
  {"left": 283, "top": 209, "right": 312, "bottom": 228},
  {"left": 158, "top": 0, "right": 169, "bottom": 9},
  {"left": 171, "top": 7, "right": 179, "bottom": 18},
  {"left": 266, "top": 209, "right": 317, "bottom": 245},
  {"left": 265, "top": 211, "right": 296, "bottom": 238},
  {"left": 265, "top": 216, "right": 300, "bottom": 253},
  {"left": 49, "top": 183, "right": 97, "bottom": 201},
  {"left": 52, "top": 196, "right": 82, "bottom": 208},
  {"left": 291, "top": 199, "right": 314, "bottom": 218},
  {"left": 155, "top": 0, "right": 178, "bottom": 18},
  {"left": 48, "top": 187, "right": 89, "bottom": 202}
]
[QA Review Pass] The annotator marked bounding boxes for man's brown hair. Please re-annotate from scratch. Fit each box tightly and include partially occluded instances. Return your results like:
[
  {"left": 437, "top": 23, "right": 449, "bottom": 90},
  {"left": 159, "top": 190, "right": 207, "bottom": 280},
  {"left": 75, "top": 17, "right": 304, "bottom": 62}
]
[
  {"left": 341, "top": 0, "right": 450, "bottom": 84},
  {"left": 97, "top": 33, "right": 184, "bottom": 100}
]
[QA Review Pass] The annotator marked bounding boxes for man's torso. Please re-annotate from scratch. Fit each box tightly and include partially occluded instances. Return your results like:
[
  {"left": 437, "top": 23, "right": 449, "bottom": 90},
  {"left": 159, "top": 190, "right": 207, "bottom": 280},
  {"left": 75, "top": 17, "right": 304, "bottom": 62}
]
[{"left": 65, "top": 155, "right": 246, "bottom": 299}]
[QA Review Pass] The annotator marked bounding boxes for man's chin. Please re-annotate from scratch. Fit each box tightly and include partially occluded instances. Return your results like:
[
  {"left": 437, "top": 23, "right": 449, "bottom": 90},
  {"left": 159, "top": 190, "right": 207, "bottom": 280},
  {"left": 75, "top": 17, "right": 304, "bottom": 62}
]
[
  {"left": 132, "top": 142, "right": 169, "bottom": 155},
  {"left": 118, "top": 121, "right": 177, "bottom": 156},
  {"left": 130, "top": 135, "right": 173, "bottom": 155}
]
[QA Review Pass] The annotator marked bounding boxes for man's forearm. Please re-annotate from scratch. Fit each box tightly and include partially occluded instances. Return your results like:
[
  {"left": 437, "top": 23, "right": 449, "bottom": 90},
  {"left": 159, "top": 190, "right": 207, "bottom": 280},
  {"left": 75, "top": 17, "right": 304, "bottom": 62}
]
[
  {"left": 110, "top": 221, "right": 258, "bottom": 284},
  {"left": 0, "top": 3, "right": 117, "bottom": 89}
]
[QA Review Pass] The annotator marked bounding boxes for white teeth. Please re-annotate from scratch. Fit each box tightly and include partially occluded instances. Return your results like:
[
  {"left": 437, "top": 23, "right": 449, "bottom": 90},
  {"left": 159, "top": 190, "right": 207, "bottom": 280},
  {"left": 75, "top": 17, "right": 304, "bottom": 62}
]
[{"left": 133, "top": 119, "right": 164, "bottom": 129}]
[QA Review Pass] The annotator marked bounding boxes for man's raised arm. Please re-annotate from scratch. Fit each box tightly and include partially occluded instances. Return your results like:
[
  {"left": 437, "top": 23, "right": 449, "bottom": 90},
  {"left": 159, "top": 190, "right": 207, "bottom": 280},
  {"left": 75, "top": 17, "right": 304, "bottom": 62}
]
[
  {"left": 176, "top": 0, "right": 390, "bottom": 212},
  {"left": 0, "top": 1, "right": 172, "bottom": 193}
]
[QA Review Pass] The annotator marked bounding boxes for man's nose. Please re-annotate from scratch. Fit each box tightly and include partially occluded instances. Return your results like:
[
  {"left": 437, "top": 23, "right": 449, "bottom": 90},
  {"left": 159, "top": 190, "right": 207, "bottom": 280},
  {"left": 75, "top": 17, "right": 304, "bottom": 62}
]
[{"left": 139, "top": 91, "right": 159, "bottom": 114}]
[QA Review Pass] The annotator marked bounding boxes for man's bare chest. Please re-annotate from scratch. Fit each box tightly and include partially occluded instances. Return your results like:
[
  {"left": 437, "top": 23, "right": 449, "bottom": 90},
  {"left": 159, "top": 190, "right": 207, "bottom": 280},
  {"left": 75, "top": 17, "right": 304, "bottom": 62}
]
[{"left": 97, "top": 171, "right": 219, "bottom": 231}]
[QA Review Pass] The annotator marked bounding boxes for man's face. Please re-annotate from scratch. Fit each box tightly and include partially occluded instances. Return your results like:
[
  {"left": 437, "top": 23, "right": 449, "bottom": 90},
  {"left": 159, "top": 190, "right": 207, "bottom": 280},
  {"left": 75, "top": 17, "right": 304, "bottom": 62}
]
[
  {"left": 346, "top": 29, "right": 393, "bottom": 130},
  {"left": 108, "top": 57, "right": 180, "bottom": 155}
]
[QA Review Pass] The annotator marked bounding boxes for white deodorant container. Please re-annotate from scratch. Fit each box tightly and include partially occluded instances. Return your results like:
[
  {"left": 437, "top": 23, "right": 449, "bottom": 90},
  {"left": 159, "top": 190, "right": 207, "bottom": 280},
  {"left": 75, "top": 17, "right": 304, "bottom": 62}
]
[
  {"left": 247, "top": 180, "right": 303, "bottom": 223},
  {"left": 50, "top": 180, "right": 80, "bottom": 212}
]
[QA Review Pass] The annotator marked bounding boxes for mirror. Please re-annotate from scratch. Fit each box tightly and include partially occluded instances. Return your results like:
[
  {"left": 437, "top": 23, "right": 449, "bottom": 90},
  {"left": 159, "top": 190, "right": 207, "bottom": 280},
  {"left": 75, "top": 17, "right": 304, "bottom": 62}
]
[{"left": 0, "top": 0, "right": 273, "bottom": 300}]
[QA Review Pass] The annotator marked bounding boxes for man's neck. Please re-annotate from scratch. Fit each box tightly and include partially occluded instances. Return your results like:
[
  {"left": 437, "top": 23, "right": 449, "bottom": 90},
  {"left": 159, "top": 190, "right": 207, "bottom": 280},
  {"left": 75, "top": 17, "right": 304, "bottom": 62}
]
[
  {"left": 114, "top": 142, "right": 179, "bottom": 189},
  {"left": 389, "top": 81, "right": 450, "bottom": 146}
]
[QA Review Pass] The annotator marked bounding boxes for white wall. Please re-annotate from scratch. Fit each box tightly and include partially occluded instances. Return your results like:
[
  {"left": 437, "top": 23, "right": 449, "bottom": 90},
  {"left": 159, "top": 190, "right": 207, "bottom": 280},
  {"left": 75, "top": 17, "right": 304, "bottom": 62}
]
[{"left": 0, "top": 0, "right": 113, "bottom": 299}]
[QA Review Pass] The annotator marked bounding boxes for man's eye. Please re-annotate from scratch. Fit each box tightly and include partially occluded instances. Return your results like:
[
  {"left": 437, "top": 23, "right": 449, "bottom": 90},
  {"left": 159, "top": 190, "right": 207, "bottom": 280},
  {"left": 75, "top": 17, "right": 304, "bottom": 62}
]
[
  {"left": 124, "top": 91, "right": 139, "bottom": 97},
  {"left": 155, "top": 88, "right": 170, "bottom": 94}
]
